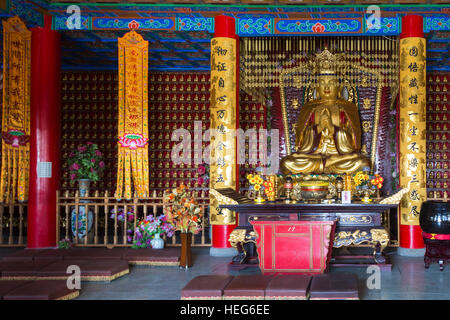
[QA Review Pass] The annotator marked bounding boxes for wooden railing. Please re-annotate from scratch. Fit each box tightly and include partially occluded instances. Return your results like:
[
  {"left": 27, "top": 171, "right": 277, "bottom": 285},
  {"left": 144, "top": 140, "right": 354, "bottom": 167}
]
[
  {"left": 0, "top": 202, "right": 27, "bottom": 247},
  {"left": 56, "top": 190, "right": 211, "bottom": 247},
  {"left": 0, "top": 191, "right": 448, "bottom": 248}
]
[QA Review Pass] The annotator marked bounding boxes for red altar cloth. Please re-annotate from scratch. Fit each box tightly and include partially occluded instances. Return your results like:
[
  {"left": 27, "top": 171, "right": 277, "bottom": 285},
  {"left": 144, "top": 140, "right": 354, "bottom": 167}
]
[{"left": 250, "top": 219, "right": 336, "bottom": 275}]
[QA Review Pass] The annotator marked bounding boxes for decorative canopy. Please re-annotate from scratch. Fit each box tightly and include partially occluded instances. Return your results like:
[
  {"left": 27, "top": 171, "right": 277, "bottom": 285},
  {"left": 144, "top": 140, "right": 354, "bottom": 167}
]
[{"left": 0, "top": 1, "right": 448, "bottom": 71}]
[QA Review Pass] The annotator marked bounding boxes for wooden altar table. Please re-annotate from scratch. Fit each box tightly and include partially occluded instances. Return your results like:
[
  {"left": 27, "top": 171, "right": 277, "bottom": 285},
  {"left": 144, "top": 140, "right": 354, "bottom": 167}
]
[
  {"left": 250, "top": 218, "right": 336, "bottom": 274},
  {"left": 221, "top": 202, "right": 397, "bottom": 271}
]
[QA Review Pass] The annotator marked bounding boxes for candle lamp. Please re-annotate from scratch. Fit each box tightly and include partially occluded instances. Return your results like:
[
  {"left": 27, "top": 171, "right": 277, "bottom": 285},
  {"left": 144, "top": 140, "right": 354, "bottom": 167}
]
[
  {"left": 284, "top": 176, "right": 294, "bottom": 204},
  {"left": 335, "top": 176, "right": 344, "bottom": 203}
]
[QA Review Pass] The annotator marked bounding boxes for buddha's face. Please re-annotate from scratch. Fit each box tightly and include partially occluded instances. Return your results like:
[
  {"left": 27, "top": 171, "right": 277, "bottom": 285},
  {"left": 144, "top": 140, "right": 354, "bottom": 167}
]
[{"left": 317, "top": 75, "right": 339, "bottom": 99}]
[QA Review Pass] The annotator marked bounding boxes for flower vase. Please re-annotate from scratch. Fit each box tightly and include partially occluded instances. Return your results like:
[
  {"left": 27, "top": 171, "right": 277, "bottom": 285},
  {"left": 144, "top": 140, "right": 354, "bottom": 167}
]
[
  {"left": 254, "top": 189, "right": 265, "bottom": 203},
  {"left": 78, "top": 179, "right": 91, "bottom": 197},
  {"left": 362, "top": 190, "right": 372, "bottom": 203},
  {"left": 71, "top": 204, "right": 94, "bottom": 243},
  {"left": 180, "top": 232, "right": 192, "bottom": 268},
  {"left": 151, "top": 233, "right": 164, "bottom": 249}
]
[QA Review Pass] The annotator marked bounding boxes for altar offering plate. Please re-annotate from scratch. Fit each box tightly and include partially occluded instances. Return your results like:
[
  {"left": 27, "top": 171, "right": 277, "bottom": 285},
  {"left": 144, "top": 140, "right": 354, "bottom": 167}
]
[{"left": 299, "top": 181, "right": 329, "bottom": 203}]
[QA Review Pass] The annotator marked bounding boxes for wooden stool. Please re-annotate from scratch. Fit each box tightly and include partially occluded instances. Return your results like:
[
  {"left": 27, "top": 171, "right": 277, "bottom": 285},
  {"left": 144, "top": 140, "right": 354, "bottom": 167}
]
[
  {"left": 181, "top": 275, "right": 234, "bottom": 300},
  {"left": 265, "top": 274, "right": 312, "bottom": 300},
  {"left": 3, "top": 280, "right": 79, "bottom": 300},
  {"left": 423, "top": 232, "right": 450, "bottom": 271},
  {"left": 223, "top": 275, "right": 273, "bottom": 300},
  {"left": 309, "top": 274, "right": 359, "bottom": 300}
]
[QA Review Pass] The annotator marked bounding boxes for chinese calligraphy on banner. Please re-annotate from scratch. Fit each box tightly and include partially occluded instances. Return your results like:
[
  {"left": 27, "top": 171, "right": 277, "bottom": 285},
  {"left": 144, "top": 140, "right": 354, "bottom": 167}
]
[
  {"left": 399, "top": 37, "right": 427, "bottom": 225},
  {"left": 209, "top": 37, "right": 238, "bottom": 225},
  {"left": 0, "top": 17, "right": 31, "bottom": 203},
  {"left": 116, "top": 30, "right": 149, "bottom": 199}
]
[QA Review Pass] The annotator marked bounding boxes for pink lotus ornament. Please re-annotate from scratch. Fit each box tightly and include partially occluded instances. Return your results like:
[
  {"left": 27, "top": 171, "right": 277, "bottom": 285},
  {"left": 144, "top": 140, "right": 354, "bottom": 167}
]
[{"left": 118, "top": 134, "right": 148, "bottom": 150}]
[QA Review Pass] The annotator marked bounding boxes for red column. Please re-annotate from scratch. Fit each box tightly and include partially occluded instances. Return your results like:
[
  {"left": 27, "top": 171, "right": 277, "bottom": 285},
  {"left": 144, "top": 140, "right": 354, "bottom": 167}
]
[
  {"left": 211, "top": 15, "right": 239, "bottom": 250},
  {"left": 399, "top": 15, "right": 425, "bottom": 251},
  {"left": 28, "top": 16, "right": 61, "bottom": 248}
]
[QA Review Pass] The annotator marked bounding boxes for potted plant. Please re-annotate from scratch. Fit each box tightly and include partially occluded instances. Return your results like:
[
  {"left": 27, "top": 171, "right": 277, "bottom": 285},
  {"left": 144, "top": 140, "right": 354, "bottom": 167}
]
[
  {"left": 67, "top": 142, "right": 105, "bottom": 197},
  {"left": 58, "top": 238, "right": 73, "bottom": 249},
  {"left": 196, "top": 163, "right": 210, "bottom": 187},
  {"left": 67, "top": 142, "right": 105, "bottom": 243},
  {"left": 131, "top": 215, "right": 175, "bottom": 249},
  {"left": 163, "top": 184, "right": 203, "bottom": 268}
]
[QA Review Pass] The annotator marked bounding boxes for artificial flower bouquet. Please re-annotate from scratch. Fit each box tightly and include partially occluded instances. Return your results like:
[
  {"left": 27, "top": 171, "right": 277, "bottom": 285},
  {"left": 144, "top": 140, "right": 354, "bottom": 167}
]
[
  {"left": 353, "top": 168, "right": 384, "bottom": 202},
  {"left": 132, "top": 214, "right": 175, "bottom": 248},
  {"left": 163, "top": 184, "right": 203, "bottom": 234},
  {"left": 247, "top": 173, "right": 265, "bottom": 192},
  {"left": 263, "top": 178, "right": 276, "bottom": 200},
  {"left": 110, "top": 207, "right": 135, "bottom": 243},
  {"left": 247, "top": 168, "right": 276, "bottom": 202},
  {"left": 353, "top": 171, "right": 384, "bottom": 190}
]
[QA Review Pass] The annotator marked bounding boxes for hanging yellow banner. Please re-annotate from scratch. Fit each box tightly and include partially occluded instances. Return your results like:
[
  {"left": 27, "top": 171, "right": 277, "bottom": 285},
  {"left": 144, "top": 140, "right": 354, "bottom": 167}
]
[
  {"left": 399, "top": 37, "right": 427, "bottom": 225},
  {"left": 209, "top": 37, "right": 238, "bottom": 225},
  {"left": 116, "top": 30, "right": 149, "bottom": 199},
  {"left": 0, "top": 16, "right": 31, "bottom": 203}
]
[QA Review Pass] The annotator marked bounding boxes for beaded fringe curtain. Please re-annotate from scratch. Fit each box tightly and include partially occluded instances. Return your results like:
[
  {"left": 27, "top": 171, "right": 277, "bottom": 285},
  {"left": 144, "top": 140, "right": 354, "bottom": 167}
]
[
  {"left": 240, "top": 36, "right": 399, "bottom": 102},
  {"left": 116, "top": 30, "right": 149, "bottom": 200},
  {"left": 0, "top": 17, "right": 31, "bottom": 203}
]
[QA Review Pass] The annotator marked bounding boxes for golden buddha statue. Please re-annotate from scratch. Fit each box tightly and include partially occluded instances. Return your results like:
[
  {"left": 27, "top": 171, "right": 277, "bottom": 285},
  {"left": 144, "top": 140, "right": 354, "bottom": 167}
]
[{"left": 280, "top": 48, "right": 370, "bottom": 175}]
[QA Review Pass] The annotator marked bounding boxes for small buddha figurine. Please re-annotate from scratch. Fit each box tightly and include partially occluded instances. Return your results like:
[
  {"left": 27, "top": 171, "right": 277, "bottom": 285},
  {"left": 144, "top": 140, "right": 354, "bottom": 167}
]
[{"left": 280, "top": 48, "right": 369, "bottom": 175}]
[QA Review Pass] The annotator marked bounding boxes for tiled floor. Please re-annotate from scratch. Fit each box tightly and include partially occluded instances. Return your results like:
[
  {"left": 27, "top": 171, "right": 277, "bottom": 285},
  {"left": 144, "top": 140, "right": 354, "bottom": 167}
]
[{"left": 1, "top": 247, "right": 449, "bottom": 300}]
